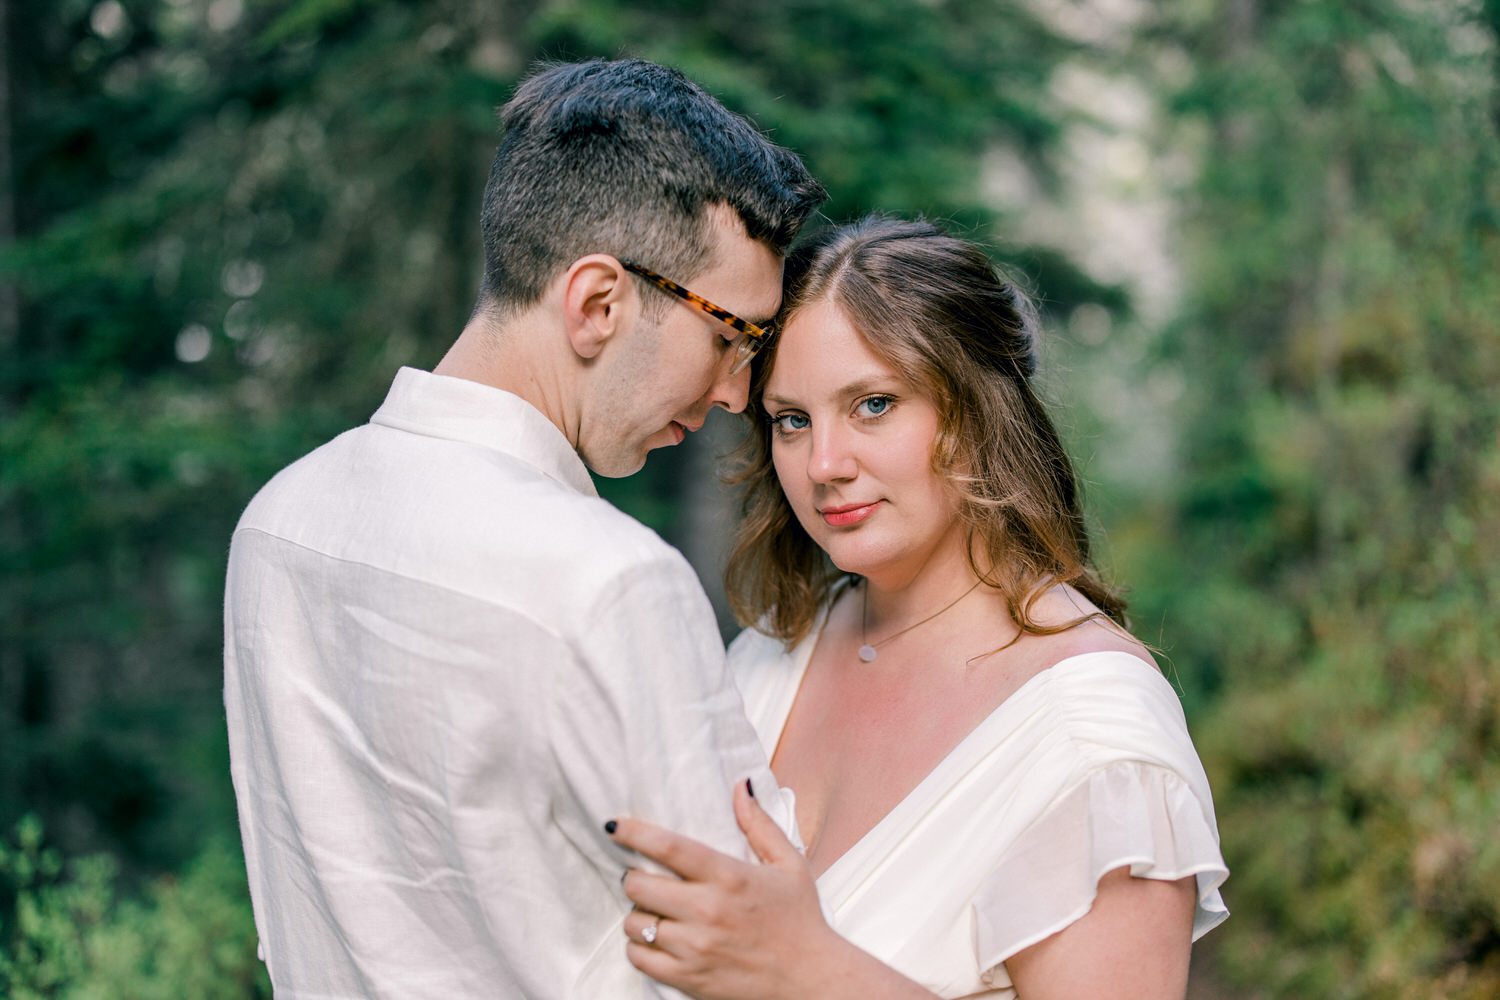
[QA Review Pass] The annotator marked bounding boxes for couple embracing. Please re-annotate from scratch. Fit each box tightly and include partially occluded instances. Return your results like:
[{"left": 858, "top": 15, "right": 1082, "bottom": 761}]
[{"left": 224, "top": 58, "right": 1227, "bottom": 1000}]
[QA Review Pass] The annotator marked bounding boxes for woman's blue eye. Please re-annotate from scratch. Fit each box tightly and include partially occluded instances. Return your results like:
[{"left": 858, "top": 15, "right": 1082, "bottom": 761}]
[
  {"left": 857, "top": 396, "right": 893, "bottom": 417},
  {"left": 772, "top": 413, "right": 810, "bottom": 434}
]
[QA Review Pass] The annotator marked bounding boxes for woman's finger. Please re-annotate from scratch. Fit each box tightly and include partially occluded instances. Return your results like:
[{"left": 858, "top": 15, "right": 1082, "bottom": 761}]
[
  {"left": 733, "top": 778, "right": 803, "bottom": 868},
  {"left": 621, "top": 867, "right": 703, "bottom": 923},
  {"left": 622, "top": 908, "right": 693, "bottom": 985},
  {"left": 625, "top": 936, "right": 683, "bottom": 983},
  {"left": 606, "top": 815, "right": 733, "bottom": 883},
  {"left": 622, "top": 906, "right": 667, "bottom": 948}
]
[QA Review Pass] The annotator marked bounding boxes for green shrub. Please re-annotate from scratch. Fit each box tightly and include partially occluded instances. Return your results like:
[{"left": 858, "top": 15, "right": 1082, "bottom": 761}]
[{"left": 0, "top": 817, "right": 270, "bottom": 1000}]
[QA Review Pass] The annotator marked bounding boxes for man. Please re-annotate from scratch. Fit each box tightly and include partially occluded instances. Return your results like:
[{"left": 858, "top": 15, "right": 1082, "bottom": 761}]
[{"left": 224, "top": 59, "right": 825, "bottom": 998}]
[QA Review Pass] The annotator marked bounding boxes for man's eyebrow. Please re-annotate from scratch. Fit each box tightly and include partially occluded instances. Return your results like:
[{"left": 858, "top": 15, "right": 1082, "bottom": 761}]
[{"left": 737, "top": 306, "right": 776, "bottom": 329}]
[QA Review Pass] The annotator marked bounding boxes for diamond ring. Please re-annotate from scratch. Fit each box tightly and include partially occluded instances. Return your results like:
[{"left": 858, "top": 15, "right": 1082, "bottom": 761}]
[{"left": 642, "top": 916, "right": 661, "bottom": 945}]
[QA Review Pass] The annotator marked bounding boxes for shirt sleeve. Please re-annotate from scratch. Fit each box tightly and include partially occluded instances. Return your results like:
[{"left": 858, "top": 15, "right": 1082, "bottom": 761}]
[{"left": 546, "top": 545, "right": 794, "bottom": 876}]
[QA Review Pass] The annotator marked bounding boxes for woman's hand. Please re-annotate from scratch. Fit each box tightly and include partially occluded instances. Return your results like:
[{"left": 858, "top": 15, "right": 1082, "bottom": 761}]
[
  {"left": 608, "top": 789, "right": 1195, "bottom": 1000},
  {"left": 607, "top": 780, "right": 842, "bottom": 1000}
]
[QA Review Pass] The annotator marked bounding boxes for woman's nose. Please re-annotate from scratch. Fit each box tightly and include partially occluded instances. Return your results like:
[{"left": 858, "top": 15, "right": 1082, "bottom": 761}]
[{"left": 806, "top": 425, "right": 857, "bottom": 483}]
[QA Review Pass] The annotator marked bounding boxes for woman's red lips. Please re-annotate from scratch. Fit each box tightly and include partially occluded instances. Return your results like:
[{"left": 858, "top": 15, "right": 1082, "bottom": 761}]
[{"left": 820, "top": 501, "right": 881, "bottom": 527}]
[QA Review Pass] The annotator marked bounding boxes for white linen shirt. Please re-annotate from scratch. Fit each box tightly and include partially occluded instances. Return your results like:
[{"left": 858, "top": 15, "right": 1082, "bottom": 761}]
[{"left": 224, "top": 367, "right": 791, "bottom": 999}]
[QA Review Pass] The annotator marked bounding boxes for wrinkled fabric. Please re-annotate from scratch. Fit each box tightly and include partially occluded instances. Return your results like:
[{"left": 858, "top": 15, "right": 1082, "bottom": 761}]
[
  {"left": 731, "top": 620, "right": 1228, "bottom": 1000},
  {"left": 226, "top": 367, "right": 792, "bottom": 999}
]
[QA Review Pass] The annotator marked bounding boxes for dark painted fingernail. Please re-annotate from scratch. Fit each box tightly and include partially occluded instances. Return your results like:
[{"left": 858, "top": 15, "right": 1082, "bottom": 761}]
[
  {"left": 604, "top": 820, "right": 617, "bottom": 835},
  {"left": 746, "top": 778, "right": 755, "bottom": 799}
]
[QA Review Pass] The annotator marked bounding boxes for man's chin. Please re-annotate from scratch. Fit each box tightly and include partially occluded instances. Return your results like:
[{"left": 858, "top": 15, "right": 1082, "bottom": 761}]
[
  {"left": 583, "top": 427, "right": 685, "bottom": 478},
  {"left": 583, "top": 443, "right": 654, "bottom": 479},
  {"left": 587, "top": 456, "right": 647, "bottom": 479}
]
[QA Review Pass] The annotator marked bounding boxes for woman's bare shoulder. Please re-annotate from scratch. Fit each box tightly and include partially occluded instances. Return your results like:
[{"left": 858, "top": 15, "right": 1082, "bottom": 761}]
[{"left": 1022, "top": 584, "right": 1156, "bottom": 673}]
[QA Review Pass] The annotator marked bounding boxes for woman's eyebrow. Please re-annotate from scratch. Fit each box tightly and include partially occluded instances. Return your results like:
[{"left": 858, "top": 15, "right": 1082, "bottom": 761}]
[
  {"left": 761, "top": 377, "right": 902, "bottom": 409},
  {"left": 838, "top": 377, "right": 901, "bottom": 398}
]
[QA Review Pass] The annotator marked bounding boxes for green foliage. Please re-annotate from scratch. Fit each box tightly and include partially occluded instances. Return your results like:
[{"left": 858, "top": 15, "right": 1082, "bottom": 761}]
[
  {"left": 1137, "top": 0, "right": 1500, "bottom": 994},
  {"left": 0, "top": 817, "right": 270, "bottom": 999},
  {"left": 526, "top": 0, "right": 1073, "bottom": 220}
]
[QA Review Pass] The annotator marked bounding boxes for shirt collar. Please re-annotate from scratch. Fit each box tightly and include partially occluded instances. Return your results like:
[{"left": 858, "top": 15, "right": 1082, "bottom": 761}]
[{"left": 370, "top": 367, "right": 598, "bottom": 497}]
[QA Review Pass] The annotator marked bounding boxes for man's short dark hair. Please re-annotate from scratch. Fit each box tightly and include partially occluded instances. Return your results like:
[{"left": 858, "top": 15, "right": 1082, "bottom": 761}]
[{"left": 476, "top": 59, "right": 826, "bottom": 317}]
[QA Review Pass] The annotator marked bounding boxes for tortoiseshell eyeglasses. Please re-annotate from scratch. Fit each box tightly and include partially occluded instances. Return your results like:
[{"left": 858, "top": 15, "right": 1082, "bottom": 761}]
[{"left": 619, "top": 260, "right": 774, "bottom": 376}]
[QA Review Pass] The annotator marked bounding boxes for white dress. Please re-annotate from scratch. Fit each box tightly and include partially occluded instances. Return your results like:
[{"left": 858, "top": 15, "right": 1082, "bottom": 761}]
[{"left": 728, "top": 613, "right": 1229, "bottom": 999}]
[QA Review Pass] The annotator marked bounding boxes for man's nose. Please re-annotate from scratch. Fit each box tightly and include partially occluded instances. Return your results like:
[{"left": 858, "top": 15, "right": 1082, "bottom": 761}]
[{"left": 709, "top": 356, "right": 751, "bottom": 414}]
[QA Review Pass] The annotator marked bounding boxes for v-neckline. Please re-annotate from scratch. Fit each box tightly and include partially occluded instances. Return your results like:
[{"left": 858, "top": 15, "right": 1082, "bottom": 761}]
[{"left": 760, "top": 607, "right": 1158, "bottom": 902}]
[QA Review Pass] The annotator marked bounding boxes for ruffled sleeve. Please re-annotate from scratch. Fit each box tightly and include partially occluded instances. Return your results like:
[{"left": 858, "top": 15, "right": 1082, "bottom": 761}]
[{"left": 973, "top": 759, "right": 1229, "bottom": 984}]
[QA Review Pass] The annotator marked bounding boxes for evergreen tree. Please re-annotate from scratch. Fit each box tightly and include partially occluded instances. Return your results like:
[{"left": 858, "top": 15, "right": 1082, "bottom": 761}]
[{"left": 1147, "top": 1, "right": 1500, "bottom": 994}]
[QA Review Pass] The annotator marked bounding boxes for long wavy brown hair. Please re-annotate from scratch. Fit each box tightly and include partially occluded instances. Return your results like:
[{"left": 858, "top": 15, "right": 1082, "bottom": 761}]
[{"left": 723, "top": 216, "right": 1127, "bottom": 647}]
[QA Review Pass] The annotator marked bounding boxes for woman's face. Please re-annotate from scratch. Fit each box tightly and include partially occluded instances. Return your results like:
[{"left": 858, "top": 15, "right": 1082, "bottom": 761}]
[{"left": 762, "top": 297, "right": 966, "bottom": 588}]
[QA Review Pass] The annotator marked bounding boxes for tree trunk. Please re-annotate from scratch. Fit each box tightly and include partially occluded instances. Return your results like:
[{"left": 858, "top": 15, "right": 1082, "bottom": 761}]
[
  {"left": 0, "top": 0, "right": 23, "bottom": 821},
  {"left": 677, "top": 411, "right": 744, "bottom": 641}
]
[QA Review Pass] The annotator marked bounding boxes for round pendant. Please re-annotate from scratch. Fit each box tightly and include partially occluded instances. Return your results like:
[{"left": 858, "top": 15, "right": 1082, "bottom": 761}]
[{"left": 857, "top": 644, "right": 879, "bottom": 662}]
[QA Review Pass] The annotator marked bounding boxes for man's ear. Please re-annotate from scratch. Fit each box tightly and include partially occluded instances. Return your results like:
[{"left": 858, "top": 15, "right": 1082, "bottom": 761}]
[{"left": 561, "top": 255, "right": 632, "bottom": 360}]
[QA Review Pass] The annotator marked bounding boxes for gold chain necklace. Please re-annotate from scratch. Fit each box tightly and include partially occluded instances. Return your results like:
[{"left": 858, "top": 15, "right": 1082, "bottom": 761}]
[{"left": 858, "top": 579, "right": 982, "bottom": 662}]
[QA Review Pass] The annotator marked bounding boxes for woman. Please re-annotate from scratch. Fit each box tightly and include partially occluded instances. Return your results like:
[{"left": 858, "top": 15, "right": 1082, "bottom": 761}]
[{"left": 608, "top": 217, "right": 1228, "bottom": 999}]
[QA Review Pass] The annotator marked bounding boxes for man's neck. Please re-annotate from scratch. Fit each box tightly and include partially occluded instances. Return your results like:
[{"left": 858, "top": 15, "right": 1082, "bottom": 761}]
[{"left": 434, "top": 312, "right": 580, "bottom": 449}]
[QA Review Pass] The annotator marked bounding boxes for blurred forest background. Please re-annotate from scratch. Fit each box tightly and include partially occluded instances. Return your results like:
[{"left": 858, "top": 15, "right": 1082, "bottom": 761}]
[{"left": 2, "top": 0, "right": 1497, "bottom": 996}]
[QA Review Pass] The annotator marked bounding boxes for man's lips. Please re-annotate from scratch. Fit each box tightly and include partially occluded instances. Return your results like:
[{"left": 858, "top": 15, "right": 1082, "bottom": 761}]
[
  {"left": 667, "top": 420, "right": 703, "bottom": 445},
  {"left": 820, "top": 501, "right": 881, "bottom": 528}
]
